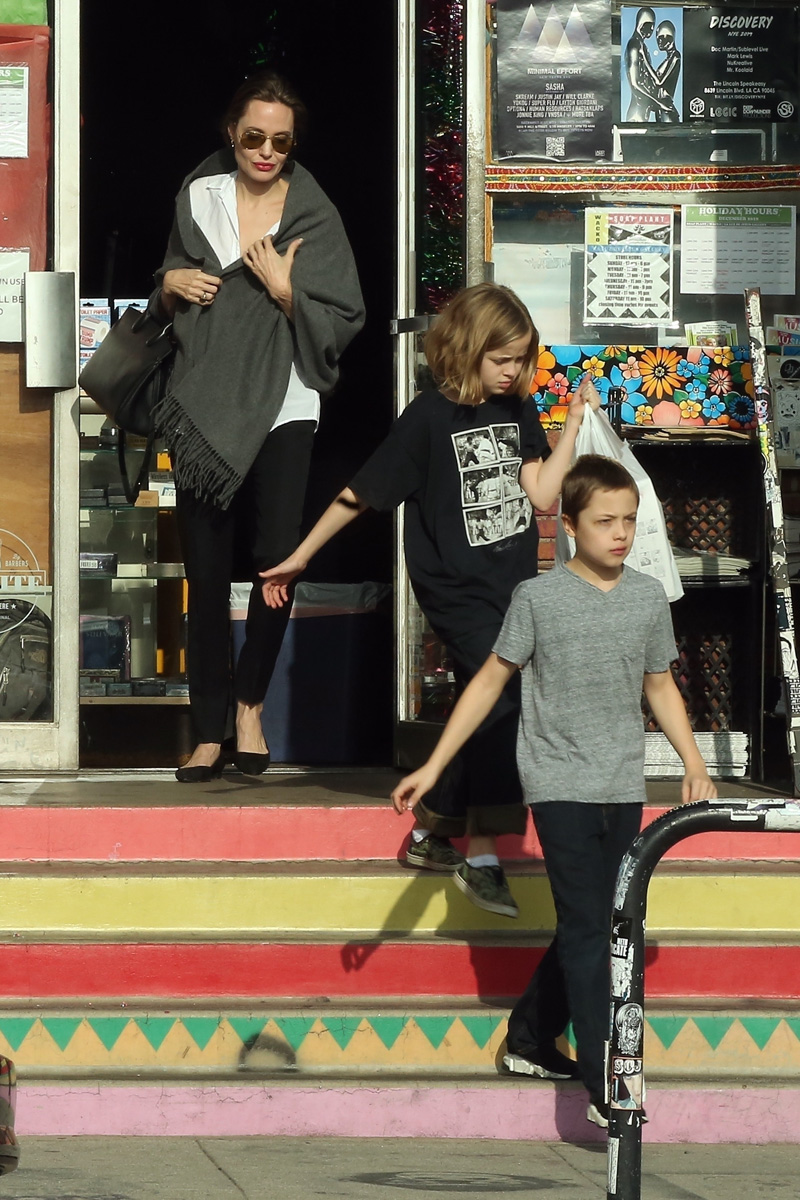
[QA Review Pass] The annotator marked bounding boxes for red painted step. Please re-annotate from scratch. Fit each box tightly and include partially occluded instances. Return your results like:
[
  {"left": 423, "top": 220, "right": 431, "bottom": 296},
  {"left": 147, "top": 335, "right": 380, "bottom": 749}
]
[
  {"left": 0, "top": 942, "right": 796, "bottom": 1000},
  {"left": 1, "top": 806, "right": 797, "bottom": 863}
]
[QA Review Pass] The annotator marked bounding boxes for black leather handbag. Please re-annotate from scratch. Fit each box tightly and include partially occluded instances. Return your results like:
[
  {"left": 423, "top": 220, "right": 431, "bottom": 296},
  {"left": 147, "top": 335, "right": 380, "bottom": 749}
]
[{"left": 78, "top": 305, "right": 175, "bottom": 502}]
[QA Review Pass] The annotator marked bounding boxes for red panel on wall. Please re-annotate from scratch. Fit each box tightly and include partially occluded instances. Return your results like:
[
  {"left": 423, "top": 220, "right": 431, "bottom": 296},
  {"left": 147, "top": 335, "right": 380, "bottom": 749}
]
[{"left": 0, "top": 25, "right": 50, "bottom": 270}]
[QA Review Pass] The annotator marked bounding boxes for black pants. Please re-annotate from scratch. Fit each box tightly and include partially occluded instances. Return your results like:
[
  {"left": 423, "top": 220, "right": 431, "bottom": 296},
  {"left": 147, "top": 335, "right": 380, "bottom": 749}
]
[
  {"left": 506, "top": 801, "right": 642, "bottom": 1103},
  {"left": 415, "top": 623, "right": 527, "bottom": 838},
  {"left": 175, "top": 420, "right": 316, "bottom": 744}
]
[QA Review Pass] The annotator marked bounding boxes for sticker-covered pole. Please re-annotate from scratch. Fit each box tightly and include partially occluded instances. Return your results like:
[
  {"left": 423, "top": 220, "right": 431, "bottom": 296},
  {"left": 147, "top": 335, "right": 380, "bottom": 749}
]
[
  {"left": 744, "top": 287, "right": 800, "bottom": 795},
  {"left": 607, "top": 799, "right": 800, "bottom": 1200}
]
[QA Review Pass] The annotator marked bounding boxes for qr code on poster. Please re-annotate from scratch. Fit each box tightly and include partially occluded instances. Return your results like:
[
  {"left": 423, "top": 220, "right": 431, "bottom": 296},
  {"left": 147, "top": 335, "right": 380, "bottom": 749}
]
[{"left": 546, "top": 136, "right": 565, "bottom": 158}]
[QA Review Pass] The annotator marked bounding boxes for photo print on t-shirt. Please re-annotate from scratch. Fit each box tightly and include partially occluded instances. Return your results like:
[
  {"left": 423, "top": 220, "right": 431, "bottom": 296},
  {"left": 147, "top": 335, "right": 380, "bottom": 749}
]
[{"left": 452, "top": 425, "right": 532, "bottom": 548}]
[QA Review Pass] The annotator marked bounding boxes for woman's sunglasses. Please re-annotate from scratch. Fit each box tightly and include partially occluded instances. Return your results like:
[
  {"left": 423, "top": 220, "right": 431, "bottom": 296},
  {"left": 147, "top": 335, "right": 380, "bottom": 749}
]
[{"left": 238, "top": 129, "right": 295, "bottom": 154}]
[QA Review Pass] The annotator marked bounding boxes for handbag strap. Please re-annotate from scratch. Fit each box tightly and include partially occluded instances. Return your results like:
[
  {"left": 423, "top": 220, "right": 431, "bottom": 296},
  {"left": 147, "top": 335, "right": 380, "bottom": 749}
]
[{"left": 118, "top": 429, "right": 156, "bottom": 506}]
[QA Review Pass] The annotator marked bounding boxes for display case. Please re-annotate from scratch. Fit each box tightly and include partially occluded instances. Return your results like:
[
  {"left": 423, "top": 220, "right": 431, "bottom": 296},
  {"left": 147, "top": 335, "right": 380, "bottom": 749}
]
[{"left": 78, "top": 413, "right": 188, "bottom": 709}]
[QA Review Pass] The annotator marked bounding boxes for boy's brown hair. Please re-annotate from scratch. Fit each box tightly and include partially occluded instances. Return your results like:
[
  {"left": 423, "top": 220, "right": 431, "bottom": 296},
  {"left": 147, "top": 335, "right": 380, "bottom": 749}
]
[
  {"left": 425, "top": 283, "right": 539, "bottom": 407},
  {"left": 561, "top": 454, "right": 639, "bottom": 523}
]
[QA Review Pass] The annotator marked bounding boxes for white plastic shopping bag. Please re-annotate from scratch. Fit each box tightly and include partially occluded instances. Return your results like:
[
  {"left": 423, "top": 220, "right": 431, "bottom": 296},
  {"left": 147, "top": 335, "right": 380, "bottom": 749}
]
[{"left": 555, "top": 405, "right": 684, "bottom": 602}]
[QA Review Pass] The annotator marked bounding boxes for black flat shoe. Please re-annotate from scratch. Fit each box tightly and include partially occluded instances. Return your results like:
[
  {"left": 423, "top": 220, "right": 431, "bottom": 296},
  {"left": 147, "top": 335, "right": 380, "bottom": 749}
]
[
  {"left": 175, "top": 755, "right": 224, "bottom": 783},
  {"left": 234, "top": 750, "right": 271, "bottom": 776}
]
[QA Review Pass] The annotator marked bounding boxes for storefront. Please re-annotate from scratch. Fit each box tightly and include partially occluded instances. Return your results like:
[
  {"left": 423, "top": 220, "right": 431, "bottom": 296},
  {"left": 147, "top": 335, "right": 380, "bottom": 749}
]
[
  {"left": 395, "top": 0, "right": 800, "bottom": 785},
  {"left": 3, "top": 0, "right": 800, "bottom": 777}
]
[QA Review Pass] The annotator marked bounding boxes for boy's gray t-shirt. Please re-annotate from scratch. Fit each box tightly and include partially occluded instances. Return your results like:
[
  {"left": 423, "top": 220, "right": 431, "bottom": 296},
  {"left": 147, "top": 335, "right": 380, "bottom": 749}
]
[{"left": 493, "top": 564, "right": 677, "bottom": 806}]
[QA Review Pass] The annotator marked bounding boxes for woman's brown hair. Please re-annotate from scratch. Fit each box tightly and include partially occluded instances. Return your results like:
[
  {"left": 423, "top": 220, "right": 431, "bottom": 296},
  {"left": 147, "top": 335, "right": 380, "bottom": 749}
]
[
  {"left": 425, "top": 283, "right": 539, "bottom": 406},
  {"left": 222, "top": 71, "right": 308, "bottom": 143}
]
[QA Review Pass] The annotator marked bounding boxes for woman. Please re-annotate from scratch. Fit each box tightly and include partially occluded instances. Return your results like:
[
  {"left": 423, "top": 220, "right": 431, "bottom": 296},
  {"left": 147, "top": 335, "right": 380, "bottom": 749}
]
[{"left": 153, "top": 72, "right": 365, "bottom": 781}]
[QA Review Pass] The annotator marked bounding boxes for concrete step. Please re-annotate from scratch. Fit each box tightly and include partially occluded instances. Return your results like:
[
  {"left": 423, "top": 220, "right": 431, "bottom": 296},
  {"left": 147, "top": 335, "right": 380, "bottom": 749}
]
[
  {"left": 15, "top": 1078, "right": 800, "bottom": 1142},
  {"left": 0, "top": 941, "right": 797, "bottom": 1001},
  {"left": 4, "top": 1004, "right": 800, "bottom": 1080},
  {"left": 1, "top": 799, "right": 798, "bottom": 863},
  {"left": 0, "top": 863, "right": 797, "bottom": 937},
  {"left": 3, "top": 771, "right": 797, "bottom": 1142}
]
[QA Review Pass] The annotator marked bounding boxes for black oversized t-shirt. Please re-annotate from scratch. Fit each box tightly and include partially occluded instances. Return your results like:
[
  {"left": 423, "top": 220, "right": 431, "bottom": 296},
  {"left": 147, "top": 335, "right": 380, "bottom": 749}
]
[{"left": 350, "top": 389, "right": 550, "bottom": 641}]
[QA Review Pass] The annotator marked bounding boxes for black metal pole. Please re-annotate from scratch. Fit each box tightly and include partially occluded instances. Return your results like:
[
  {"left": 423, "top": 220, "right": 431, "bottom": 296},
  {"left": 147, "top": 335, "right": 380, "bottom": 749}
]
[{"left": 606, "top": 798, "right": 800, "bottom": 1200}]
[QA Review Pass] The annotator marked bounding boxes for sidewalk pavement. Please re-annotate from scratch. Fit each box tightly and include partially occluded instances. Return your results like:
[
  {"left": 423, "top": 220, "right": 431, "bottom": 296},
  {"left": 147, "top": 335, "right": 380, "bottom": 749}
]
[{"left": 0, "top": 1137, "right": 796, "bottom": 1199}]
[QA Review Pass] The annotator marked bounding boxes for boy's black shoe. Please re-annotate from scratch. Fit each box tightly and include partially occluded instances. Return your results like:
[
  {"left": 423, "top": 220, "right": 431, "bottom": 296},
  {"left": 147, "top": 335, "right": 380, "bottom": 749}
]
[
  {"left": 587, "top": 1099, "right": 609, "bottom": 1129},
  {"left": 589, "top": 1100, "right": 649, "bottom": 1129},
  {"left": 454, "top": 863, "right": 519, "bottom": 918},
  {"left": 502, "top": 1046, "right": 580, "bottom": 1081}
]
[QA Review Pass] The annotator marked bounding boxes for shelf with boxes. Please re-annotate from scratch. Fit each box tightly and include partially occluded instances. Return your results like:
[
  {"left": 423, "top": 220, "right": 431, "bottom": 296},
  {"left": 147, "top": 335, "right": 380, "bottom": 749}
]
[
  {"left": 630, "top": 436, "right": 764, "bottom": 779},
  {"left": 78, "top": 299, "right": 187, "bottom": 706}
]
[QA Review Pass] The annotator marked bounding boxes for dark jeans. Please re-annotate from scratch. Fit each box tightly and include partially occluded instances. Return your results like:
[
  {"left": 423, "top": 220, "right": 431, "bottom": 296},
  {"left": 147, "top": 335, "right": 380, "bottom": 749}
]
[
  {"left": 415, "top": 624, "right": 527, "bottom": 838},
  {"left": 175, "top": 420, "right": 316, "bottom": 744},
  {"left": 506, "top": 801, "right": 642, "bottom": 1103}
]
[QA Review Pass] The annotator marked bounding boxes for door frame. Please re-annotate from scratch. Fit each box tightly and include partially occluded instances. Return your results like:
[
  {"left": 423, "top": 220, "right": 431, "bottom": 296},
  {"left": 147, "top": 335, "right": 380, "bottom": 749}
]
[
  {"left": 0, "top": 0, "right": 81, "bottom": 771},
  {"left": 392, "top": 0, "right": 486, "bottom": 767}
]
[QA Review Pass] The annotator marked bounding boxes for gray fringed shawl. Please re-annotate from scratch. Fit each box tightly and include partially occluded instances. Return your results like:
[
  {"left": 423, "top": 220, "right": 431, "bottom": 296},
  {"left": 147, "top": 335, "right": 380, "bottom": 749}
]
[{"left": 153, "top": 150, "right": 365, "bottom": 509}]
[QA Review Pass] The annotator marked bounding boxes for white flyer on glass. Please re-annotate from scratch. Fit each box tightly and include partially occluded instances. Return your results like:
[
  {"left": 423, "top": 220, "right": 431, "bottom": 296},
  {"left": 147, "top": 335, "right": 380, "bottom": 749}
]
[
  {"left": 0, "top": 67, "right": 28, "bottom": 157},
  {"left": 492, "top": 242, "right": 579, "bottom": 344},
  {"left": 680, "top": 205, "right": 796, "bottom": 296},
  {"left": 584, "top": 208, "right": 673, "bottom": 326},
  {"left": 0, "top": 249, "right": 29, "bottom": 341}
]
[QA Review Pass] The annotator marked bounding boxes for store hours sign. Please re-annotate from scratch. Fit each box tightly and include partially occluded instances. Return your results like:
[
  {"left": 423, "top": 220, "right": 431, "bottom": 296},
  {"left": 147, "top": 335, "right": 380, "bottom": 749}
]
[
  {"left": 496, "top": 0, "right": 613, "bottom": 161},
  {"left": 682, "top": 6, "right": 798, "bottom": 122}
]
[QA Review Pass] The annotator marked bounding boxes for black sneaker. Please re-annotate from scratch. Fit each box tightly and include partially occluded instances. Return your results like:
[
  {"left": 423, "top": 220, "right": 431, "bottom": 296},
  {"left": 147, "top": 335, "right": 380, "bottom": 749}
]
[
  {"left": 405, "top": 834, "right": 465, "bottom": 872},
  {"left": 502, "top": 1046, "right": 580, "bottom": 1081},
  {"left": 454, "top": 862, "right": 519, "bottom": 918}
]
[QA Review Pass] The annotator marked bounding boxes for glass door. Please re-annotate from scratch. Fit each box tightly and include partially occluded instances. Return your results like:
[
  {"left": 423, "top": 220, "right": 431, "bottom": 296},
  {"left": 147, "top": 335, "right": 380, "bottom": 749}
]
[{"left": 393, "top": 0, "right": 471, "bottom": 767}]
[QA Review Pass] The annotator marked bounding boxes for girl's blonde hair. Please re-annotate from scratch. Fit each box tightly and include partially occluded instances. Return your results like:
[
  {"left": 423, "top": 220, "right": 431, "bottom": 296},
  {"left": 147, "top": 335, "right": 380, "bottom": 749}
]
[{"left": 425, "top": 283, "right": 539, "bottom": 406}]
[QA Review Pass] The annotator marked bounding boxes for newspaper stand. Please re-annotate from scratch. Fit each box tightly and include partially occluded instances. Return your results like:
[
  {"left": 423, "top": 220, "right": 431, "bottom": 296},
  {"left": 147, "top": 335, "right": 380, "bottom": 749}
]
[{"left": 607, "top": 798, "right": 800, "bottom": 1200}]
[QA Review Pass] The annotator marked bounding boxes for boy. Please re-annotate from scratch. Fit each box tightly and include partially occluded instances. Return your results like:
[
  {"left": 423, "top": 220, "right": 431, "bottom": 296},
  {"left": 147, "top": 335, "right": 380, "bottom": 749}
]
[{"left": 391, "top": 454, "right": 717, "bottom": 1127}]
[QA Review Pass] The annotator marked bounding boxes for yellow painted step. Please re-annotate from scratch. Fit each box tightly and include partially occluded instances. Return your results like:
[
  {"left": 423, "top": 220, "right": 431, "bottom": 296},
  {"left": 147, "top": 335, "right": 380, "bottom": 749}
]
[
  {"left": 3, "top": 1010, "right": 799, "bottom": 1080},
  {"left": 0, "top": 871, "right": 798, "bottom": 937}
]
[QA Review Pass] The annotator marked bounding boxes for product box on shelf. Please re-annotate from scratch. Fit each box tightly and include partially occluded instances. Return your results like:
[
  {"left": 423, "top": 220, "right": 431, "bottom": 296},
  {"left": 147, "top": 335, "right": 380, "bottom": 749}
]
[
  {"left": 79, "top": 679, "right": 107, "bottom": 697},
  {"left": 132, "top": 678, "right": 167, "bottom": 697},
  {"left": 148, "top": 470, "right": 176, "bottom": 507},
  {"left": 79, "top": 552, "right": 118, "bottom": 576},
  {"left": 79, "top": 615, "right": 131, "bottom": 680},
  {"left": 79, "top": 487, "right": 107, "bottom": 508},
  {"left": 107, "top": 681, "right": 134, "bottom": 697},
  {"left": 114, "top": 298, "right": 148, "bottom": 320},
  {"left": 78, "top": 298, "right": 112, "bottom": 382}
]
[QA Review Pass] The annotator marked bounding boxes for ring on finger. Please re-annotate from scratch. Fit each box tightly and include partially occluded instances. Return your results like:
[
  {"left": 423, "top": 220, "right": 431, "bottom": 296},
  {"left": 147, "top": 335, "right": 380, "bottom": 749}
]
[{"left": 202, "top": 291, "right": 210, "bottom": 302}]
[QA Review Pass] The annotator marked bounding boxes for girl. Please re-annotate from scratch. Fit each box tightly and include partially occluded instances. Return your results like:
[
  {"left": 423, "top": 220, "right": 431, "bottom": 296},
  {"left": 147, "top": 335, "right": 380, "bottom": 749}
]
[{"left": 262, "top": 283, "right": 589, "bottom": 917}]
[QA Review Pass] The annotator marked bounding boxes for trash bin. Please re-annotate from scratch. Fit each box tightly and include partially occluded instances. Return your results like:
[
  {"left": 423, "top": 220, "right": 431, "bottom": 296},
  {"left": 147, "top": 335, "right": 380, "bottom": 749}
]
[{"left": 230, "top": 582, "right": 392, "bottom": 764}]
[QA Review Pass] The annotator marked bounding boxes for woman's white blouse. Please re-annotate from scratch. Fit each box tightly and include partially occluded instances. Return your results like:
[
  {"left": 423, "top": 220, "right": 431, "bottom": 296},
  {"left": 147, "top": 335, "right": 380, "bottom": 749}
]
[{"left": 189, "top": 171, "right": 320, "bottom": 431}]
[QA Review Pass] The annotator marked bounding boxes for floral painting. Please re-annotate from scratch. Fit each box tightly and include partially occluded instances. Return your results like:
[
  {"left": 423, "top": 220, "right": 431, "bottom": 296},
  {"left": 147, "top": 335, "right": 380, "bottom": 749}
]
[{"left": 532, "top": 345, "right": 756, "bottom": 430}]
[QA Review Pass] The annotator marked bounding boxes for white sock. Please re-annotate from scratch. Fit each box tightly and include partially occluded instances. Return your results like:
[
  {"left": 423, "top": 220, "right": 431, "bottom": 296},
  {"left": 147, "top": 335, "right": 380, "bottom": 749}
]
[
  {"left": 411, "top": 828, "right": 432, "bottom": 843},
  {"left": 467, "top": 854, "right": 499, "bottom": 868}
]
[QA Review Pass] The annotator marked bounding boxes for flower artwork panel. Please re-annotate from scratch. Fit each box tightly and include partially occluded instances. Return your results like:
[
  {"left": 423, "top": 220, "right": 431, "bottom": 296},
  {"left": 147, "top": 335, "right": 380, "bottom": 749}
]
[{"left": 532, "top": 346, "right": 756, "bottom": 431}]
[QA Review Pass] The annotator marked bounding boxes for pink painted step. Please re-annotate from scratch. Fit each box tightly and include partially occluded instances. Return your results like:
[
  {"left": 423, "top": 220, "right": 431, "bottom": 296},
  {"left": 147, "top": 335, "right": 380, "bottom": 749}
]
[
  {"left": 1, "top": 805, "right": 797, "bottom": 863},
  {"left": 17, "top": 1082, "right": 800, "bottom": 1142}
]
